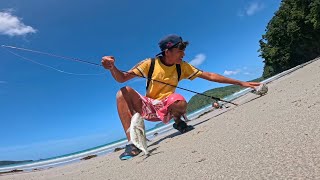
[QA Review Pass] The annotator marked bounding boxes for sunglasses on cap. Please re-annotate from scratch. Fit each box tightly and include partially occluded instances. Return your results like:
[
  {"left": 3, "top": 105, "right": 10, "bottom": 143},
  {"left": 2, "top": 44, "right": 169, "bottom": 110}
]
[
  {"left": 156, "top": 40, "right": 189, "bottom": 56},
  {"left": 171, "top": 41, "right": 189, "bottom": 51}
]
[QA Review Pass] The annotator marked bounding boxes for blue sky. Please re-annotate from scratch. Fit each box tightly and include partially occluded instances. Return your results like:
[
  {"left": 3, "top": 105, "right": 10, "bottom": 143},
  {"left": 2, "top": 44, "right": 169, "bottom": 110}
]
[{"left": 0, "top": 0, "right": 280, "bottom": 161}]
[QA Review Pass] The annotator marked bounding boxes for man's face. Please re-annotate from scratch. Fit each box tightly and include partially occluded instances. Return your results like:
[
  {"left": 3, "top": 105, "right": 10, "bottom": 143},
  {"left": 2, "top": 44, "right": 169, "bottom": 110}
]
[{"left": 166, "top": 48, "right": 185, "bottom": 64}]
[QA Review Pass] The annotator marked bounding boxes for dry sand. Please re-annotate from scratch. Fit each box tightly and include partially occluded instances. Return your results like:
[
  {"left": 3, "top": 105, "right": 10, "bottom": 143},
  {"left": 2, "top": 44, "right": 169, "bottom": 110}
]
[{"left": 2, "top": 59, "right": 320, "bottom": 180}]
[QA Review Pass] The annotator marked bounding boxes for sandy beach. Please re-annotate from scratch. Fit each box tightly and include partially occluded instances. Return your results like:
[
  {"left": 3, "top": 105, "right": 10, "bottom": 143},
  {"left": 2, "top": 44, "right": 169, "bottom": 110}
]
[{"left": 2, "top": 58, "right": 320, "bottom": 180}]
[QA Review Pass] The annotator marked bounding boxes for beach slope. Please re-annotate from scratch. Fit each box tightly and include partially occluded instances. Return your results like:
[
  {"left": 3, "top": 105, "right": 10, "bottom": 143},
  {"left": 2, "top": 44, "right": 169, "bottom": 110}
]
[{"left": 2, "top": 59, "right": 320, "bottom": 180}]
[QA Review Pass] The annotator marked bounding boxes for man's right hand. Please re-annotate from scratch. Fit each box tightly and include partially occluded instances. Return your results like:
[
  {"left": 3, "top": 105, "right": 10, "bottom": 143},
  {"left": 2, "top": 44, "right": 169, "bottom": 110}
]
[{"left": 101, "top": 56, "right": 115, "bottom": 70}]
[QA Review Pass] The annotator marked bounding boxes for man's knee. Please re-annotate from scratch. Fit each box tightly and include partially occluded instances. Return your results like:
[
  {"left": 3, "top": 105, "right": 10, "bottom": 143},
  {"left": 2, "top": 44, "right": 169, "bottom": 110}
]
[
  {"left": 116, "top": 86, "right": 133, "bottom": 99},
  {"left": 116, "top": 86, "right": 142, "bottom": 114},
  {"left": 168, "top": 100, "right": 187, "bottom": 118},
  {"left": 116, "top": 86, "right": 142, "bottom": 104},
  {"left": 171, "top": 100, "right": 187, "bottom": 109}
]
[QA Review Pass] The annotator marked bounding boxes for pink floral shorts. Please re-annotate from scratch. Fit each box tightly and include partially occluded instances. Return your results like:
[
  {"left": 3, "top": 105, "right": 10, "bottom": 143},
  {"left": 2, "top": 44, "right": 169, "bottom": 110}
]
[
  {"left": 136, "top": 91, "right": 186, "bottom": 124},
  {"left": 138, "top": 94, "right": 172, "bottom": 124}
]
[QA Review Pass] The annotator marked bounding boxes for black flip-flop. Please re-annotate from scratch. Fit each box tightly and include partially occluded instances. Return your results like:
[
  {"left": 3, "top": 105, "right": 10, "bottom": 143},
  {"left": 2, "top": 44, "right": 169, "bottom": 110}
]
[
  {"left": 173, "top": 121, "right": 194, "bottom": 133},
  {"left": 119, "top": 144, "right": 142, "bottom": 160}
]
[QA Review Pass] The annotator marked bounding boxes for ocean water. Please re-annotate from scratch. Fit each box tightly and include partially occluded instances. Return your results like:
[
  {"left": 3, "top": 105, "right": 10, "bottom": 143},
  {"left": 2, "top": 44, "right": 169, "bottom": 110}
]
[{"left": 2, "top": 58, "right": 318, "bottom": 173}]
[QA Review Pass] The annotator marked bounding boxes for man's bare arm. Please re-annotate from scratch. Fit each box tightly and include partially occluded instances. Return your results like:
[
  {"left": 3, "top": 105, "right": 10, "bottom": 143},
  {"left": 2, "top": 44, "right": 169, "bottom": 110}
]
[
  {"left": 101, "top": 56, "right": 137, "bottom": 83},
  {"left": 199, "top": 71, "right": 260, "bottom": 88}
]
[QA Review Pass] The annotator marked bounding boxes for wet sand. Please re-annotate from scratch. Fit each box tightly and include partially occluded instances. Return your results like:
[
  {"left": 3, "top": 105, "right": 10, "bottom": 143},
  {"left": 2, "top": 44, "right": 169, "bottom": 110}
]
[{"left": 2, "top": 59, "right": 320, "bottom": 180}]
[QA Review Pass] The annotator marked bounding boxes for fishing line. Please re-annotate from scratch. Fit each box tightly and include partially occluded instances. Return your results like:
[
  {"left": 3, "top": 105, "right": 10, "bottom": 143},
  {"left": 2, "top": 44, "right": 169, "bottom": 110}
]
[
  {"left": 2, "top": 46, "right": 107, "bottom": 76},
  {"left": 1, "top": 45, "right": 238, "bottom": 105}
]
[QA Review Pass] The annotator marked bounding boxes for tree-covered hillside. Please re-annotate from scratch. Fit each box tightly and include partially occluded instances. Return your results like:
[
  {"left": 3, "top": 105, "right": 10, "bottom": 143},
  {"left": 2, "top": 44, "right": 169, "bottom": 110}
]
[{"left": 259, "top": 0, "right": 320, "bottom": 78}]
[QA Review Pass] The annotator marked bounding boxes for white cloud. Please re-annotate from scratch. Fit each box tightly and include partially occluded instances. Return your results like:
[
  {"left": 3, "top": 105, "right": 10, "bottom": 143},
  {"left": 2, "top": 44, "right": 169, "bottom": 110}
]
[
  {"left": 0, "top": 10, "right": 37, "bottom": 36},
  {"left": 224, "top": 66, "right": 263, "bottom": 76},
  {"left": 223, "top": 70, "right": 240, "bottom": 76},
  {"left": 245, "top": 2, "right": 264, "bottom": 16},
  {"left": 238, "top": 2, "right": 264, "bottom": 17},
  {"left": 189, "top": 54, "right": 206, "bottom": 67}
]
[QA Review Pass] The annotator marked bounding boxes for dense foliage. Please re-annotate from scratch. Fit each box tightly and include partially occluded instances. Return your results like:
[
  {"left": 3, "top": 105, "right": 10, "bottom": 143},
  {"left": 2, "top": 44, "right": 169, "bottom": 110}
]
[{"left": 259, "top": 0, "right": 320, "bottom": 78}]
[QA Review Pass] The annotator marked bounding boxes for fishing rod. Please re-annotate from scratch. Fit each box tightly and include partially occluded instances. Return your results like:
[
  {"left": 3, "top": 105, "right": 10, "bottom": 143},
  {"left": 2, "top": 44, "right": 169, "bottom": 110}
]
[{"left": 1, "top": 44, "right": 238, "bottom": 106}]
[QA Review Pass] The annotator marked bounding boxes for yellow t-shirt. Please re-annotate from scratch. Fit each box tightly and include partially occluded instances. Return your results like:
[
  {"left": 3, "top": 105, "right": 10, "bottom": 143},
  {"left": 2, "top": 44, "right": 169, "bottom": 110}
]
[{"left": 131, "top": 57, "right": 203, "bottom": 100}]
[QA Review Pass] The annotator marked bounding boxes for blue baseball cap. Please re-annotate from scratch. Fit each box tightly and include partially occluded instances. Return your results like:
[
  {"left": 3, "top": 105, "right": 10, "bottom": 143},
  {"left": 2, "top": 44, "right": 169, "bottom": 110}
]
[{"left": 156, "top": 34, "right": 188, "bottom": 56}]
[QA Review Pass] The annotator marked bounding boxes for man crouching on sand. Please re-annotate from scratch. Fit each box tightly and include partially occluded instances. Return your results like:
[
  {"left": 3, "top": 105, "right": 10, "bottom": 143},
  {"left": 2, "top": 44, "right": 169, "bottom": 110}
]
[{"left": 102, "top": 34, "right": 261, "bottom": 160}]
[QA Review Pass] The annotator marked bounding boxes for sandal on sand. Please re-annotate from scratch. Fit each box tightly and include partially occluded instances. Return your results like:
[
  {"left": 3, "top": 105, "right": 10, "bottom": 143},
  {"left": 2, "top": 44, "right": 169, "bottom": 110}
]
[
  {"left": 173, "top": 120, "right": 194, "bottom": 134},
  {"left": 119, "top": 144, "right": 142, "bottom": 160}
]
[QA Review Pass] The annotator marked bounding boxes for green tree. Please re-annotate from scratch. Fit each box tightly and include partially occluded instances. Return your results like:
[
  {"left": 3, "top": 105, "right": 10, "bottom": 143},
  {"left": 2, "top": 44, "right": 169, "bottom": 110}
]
[{"left": 259, "top": 0, "right": 320, "bottom": 78}]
